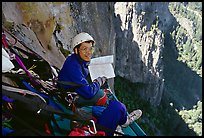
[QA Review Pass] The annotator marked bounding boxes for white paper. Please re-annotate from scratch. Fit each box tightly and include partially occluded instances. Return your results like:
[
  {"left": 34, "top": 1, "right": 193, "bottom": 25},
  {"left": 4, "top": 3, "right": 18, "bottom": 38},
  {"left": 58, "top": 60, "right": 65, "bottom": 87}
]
[
  {"left": 89, "top": 55, "right": 114, "bottom": 65},
  {"left": 88, "top": 55, "right": 115, "bottom": 81}
]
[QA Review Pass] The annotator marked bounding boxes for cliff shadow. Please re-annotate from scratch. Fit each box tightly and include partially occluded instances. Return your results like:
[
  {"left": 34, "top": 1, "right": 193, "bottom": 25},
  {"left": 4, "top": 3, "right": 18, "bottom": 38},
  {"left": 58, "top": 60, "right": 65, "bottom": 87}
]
[{"left": 163, "top": 32, "right": 202, "bottom": 110}]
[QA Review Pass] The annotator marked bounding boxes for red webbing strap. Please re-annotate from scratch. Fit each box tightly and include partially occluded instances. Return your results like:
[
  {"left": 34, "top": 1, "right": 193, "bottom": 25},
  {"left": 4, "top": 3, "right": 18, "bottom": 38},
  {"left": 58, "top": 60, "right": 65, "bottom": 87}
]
[{"left": 2, "top": 33, "right": 9, "bottom": 48}]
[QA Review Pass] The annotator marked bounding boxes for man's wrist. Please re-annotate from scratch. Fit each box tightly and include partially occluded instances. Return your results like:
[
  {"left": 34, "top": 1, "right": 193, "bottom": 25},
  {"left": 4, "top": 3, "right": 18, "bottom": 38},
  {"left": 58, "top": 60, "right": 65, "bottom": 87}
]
[{"left": 94, "top": 80, "right": 101, "bottom": 87}]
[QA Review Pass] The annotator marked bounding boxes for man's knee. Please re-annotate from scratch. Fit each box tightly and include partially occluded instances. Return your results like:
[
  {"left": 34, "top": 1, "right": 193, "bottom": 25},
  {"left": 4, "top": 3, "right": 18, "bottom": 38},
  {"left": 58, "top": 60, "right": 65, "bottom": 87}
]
[
  {"left": 76, "top": 89, "right": 107, "bottom": 107},
  {"left": 108, "top": 100, "right": 127, "bottom": 113}
]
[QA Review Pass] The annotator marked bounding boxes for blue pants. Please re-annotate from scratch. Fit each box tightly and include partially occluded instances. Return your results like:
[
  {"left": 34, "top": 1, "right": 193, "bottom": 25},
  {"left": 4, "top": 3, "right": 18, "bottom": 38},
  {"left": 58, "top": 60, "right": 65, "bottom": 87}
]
[
  {"left": 96, "top": 100, "right": 128, "bottom": 136},
  {"left": 76, "top": 90, "right": 128, "bottom": 136}
]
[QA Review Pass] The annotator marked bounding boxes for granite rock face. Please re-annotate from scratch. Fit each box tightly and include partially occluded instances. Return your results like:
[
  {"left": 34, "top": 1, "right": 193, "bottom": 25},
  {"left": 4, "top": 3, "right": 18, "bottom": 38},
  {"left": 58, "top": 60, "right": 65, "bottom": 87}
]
[{"left": 114, "top": 2, "right": 177, "bottom": 106}]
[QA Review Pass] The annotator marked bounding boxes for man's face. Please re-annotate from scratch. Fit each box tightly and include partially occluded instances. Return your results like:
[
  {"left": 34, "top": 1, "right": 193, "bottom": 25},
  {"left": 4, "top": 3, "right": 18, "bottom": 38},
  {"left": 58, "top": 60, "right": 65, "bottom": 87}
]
[{"left": 78, "top": 42, "right": 94, "bottom": 62}]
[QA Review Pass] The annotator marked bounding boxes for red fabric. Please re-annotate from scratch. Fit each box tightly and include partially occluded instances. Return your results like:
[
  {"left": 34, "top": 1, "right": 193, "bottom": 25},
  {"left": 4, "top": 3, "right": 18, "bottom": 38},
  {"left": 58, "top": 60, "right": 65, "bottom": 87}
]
[
  {"left": 2, "top": 34, "right": 9, "bottom": 48},
  {"left": 96, "top": 92, "right": 107, "bottom": 106},
  {"left": 68, "top": 126, "right": 106, "bottom": 136},
  {"left": 44, "top": 123, "right": 51, "bottom": 134},
  {"left": 91, "top": 116, "right": 97, "bottom": 123},
  {"left": 103, "top": 89, "right": 110, "bottom": 93}
]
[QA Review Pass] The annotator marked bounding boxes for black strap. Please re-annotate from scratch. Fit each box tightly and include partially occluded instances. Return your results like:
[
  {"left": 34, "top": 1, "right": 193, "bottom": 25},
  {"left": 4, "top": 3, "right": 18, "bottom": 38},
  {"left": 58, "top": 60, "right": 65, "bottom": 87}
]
[
  {"left": 3, "top": 72, "right": 54, "bottom": 94},
  {"left": 2, "top": 84, "right": 92, "bottom": 123},
  {"left": 4, "top": 72, "right": 83, "bottom": 90},
  {"left": 56, "top": 80, "right": 87, "bottom": 93},
  {"left": 2, "top": 108, "right": 51, "bottom": 136},
  {"left": 12, "top": 45, "right": 41, "bottom": 60},
  {"left": 2, "top": 85, "right": 77, "bottom": 120},
  {"left": 2, "top": 85, "right": 128, "bottom": 136},
  {"left": 57, "top": 80, "right": 84, "bottom": 87}
]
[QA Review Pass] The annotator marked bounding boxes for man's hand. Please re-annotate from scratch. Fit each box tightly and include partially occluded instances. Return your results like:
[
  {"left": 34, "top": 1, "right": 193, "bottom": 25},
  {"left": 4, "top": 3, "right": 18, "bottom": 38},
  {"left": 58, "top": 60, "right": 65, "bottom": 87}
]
[{"left": 94, "top": 76, "right": 107, "bottom": 87}]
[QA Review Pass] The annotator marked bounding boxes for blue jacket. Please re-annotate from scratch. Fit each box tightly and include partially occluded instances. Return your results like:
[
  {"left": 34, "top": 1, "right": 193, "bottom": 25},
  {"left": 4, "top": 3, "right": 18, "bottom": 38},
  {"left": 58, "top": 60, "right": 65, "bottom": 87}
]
[{"left": 57, "top": 53, "right": 100, "bottom": 99}]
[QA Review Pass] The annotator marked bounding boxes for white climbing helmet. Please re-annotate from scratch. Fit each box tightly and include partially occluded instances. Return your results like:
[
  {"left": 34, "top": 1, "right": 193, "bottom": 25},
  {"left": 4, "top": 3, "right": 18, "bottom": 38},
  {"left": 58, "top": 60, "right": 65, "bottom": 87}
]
[{"left": 71, "top": 32, "right": 95, "bottom": 49}]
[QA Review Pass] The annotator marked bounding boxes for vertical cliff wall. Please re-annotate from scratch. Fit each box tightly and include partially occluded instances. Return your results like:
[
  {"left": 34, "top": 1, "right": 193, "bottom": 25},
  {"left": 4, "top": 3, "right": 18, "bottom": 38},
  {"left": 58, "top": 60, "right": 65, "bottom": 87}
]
[{"left": 114, "top": 2, "right": 177, "bottom": 106}]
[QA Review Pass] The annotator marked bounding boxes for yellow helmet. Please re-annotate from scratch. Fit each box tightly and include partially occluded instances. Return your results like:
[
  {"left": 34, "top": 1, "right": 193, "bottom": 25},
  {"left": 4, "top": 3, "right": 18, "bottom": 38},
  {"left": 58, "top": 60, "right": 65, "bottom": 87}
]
[{"left": 71, "top": 32, "right": 95, "bottom": 49}]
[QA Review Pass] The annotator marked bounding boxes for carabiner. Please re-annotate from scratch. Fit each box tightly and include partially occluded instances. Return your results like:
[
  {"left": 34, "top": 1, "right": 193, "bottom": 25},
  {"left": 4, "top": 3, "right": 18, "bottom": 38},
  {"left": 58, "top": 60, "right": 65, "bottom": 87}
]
[{"left": 88, "top": 120, "right": 97, "bottom": 134}]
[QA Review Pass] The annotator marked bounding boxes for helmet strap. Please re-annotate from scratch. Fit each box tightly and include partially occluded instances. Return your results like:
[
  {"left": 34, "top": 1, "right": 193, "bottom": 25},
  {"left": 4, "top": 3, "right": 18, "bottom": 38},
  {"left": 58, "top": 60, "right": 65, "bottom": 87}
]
[
  {"left": 74, "top": 48, "right": 78, "bottom": 54},
  {"left": 75, "top": 47, "right": 84, "bottom": 61}
]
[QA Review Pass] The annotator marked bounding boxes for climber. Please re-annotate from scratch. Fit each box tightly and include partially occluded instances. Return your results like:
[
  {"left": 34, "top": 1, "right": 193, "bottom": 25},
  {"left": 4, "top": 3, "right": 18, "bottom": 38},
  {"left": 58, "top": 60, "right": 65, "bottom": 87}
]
[{"left": 57, "top": 32, "right": 142, "bottom": 136}]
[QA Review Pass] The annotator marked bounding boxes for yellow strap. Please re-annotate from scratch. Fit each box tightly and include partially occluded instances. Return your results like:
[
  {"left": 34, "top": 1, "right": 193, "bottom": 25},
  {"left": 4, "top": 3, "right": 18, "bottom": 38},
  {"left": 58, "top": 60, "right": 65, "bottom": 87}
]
[{"left": 28, "top": 64, "right": 37, "bottom": 71}]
